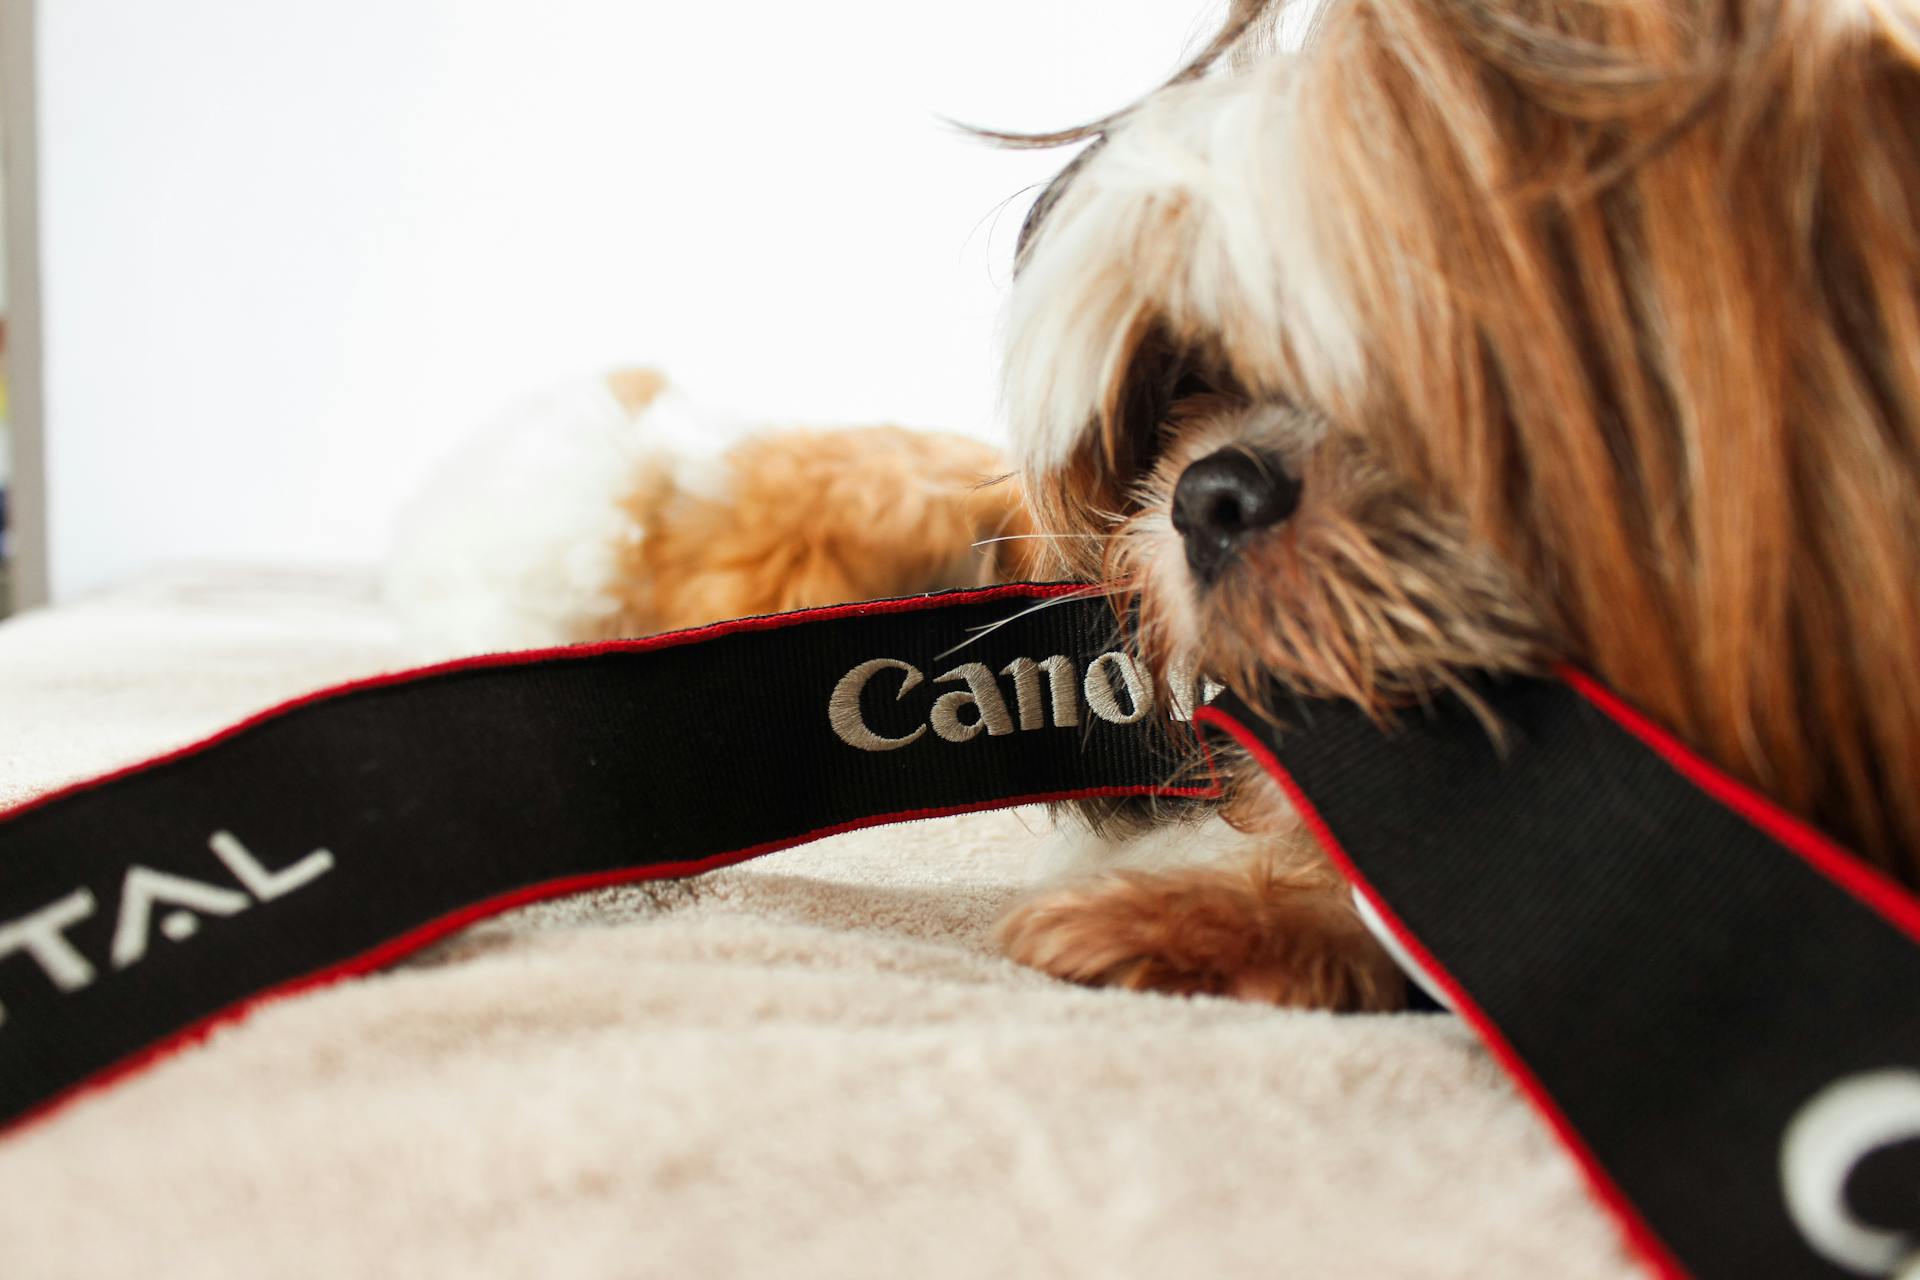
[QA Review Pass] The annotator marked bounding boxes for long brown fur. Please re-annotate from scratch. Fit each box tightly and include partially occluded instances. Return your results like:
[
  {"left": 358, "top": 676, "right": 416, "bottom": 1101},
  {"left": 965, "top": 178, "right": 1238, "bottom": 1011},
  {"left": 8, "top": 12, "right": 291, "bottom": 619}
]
[
  {"left": 995, "top": 842, "right": 1406, "bottom": 1009},
  {"left": 998, "top": 0, "right": 1920, "bottom": 1003},
  {"left": 1026, "top": 0, "right": 1920, "bottom": 886}
]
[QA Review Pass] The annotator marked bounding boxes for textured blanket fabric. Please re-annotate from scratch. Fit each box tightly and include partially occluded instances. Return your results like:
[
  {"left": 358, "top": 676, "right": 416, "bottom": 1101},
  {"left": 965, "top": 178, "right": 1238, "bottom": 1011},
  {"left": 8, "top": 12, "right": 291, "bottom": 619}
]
[{"left": 0, "top": 569, "right": 1642, "bottom": 1279}]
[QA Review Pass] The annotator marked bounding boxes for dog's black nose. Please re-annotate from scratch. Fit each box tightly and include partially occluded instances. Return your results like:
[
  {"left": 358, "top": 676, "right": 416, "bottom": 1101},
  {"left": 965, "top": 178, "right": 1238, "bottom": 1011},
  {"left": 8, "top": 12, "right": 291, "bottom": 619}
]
[{"left": 1170, "top": 448, "right": 1300, "bottom": 584}]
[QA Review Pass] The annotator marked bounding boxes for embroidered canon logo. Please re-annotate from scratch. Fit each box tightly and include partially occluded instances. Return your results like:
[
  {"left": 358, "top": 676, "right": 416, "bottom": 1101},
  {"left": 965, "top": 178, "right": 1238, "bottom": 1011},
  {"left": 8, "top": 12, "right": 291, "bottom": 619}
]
[
  {"left": 829, "top": 651, "right": 1220, "bottom": 752},
  {"left": 1781, "top": 1068, "right": 1920, "bottom": 1277},
  {"left": 0, "top": 831, "right": 333, "bottom": 1027}
]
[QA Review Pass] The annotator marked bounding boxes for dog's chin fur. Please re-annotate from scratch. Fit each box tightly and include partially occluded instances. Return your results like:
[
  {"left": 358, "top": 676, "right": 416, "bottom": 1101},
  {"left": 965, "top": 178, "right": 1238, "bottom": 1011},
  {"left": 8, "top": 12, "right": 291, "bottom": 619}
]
[
  {"left": 387, "top": 369, "right": 1038, "bottom": 652},
  {"left": 996, "top": 0, "right": 1920, "bottom": 1006}
]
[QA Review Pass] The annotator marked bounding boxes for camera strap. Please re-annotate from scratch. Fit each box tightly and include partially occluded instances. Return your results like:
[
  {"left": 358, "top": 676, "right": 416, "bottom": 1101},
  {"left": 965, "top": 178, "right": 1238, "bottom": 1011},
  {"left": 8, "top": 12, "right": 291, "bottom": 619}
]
[
  {"left": 1195, "top": 678, "right": 1920, "bottom": 1280},
  {"left": 2, "top": 583, "right": 1916, "bottom": 1278}
]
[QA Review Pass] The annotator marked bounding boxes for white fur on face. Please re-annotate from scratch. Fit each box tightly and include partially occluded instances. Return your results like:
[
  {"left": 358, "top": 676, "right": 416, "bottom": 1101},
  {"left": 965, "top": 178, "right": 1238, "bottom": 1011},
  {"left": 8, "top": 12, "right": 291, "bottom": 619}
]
[{"left": 1000, "top": 60, "right": 1363, "bottom": 474}]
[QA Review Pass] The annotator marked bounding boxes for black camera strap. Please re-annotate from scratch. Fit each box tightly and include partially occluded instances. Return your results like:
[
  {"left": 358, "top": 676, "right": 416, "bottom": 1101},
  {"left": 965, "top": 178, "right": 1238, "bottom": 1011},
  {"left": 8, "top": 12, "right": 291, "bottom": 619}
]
[
  {"left": 1, "top": 584, "right": 1916, "bottom": 1279},
  {"left": 1195, "top": 678, "right": 1920, "bottom": 1280}
]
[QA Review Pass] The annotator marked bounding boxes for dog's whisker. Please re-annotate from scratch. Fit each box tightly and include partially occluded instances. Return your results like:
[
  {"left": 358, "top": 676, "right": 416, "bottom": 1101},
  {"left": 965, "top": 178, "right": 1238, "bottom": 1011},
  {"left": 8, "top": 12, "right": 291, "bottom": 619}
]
[
  {"left": 969, "top": 533, "right": 1102, "bottom": 548},
  {"left": 933, "top": 586, "right": 1115, "bottom": 662}
]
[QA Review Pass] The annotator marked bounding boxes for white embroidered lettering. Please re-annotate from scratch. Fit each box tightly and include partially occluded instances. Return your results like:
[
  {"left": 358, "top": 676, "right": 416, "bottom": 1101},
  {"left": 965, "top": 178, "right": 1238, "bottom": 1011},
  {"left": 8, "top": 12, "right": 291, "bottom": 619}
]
[
  {"left": 931, "top": 663, "right": 1016, "bottom": 743},
  {"left": 0, "top": 830, "right": 338, "bottom": 1029},
  {"left": 1002, "top": 656, "right": 1079, "bottom": 730},
  {"left": 110, "top": 868, "right": 250, "bottom": 970},
  {"left": 1084, "top": 652, "right": 1152, "bottom": 725},
  {"left": 830, "top": 650, "right": 1193, "bottom": 751},
  {"left": 1167, "top": 661, "right": 1226, "bottom": 723},
  {"left": 1781, "top": 1069, "right": 1920, "bottom": 1276},
  {"left": 0, "top": 890, "right": 100, "bottom": 1023},
  {"left": 208, "top": 831, "right": 335, "bottom": 900},
  {"left": 828, "top": 658, "right": 928, "bottom": 752}
]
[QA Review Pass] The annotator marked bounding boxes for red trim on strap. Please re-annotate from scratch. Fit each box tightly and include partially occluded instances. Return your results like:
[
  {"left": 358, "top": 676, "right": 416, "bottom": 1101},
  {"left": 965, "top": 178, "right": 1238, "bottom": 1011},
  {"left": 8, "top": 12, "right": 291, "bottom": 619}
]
[
  {"left": 0, "top": 583, "right": 1094, "bottom": 825},
  {"left": 1192, "top": 705, "right": 1690, "bottom": 1280},
  {"left": 8, "top": 778, "right": 1212, "bottom": 1138},
  {"left": 1557, "top": 664, "right": 1920, "bottom": 947},
  {"left": 2, "top": 583, "right": 1153, "bottom": 1134}
]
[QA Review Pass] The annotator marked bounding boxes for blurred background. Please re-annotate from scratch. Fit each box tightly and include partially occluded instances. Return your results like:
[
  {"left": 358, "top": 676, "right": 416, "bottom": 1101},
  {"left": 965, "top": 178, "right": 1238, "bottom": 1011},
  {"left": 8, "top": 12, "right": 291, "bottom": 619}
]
[{"left": 0, "top": 0, "right": 1228, "bottom": 615}]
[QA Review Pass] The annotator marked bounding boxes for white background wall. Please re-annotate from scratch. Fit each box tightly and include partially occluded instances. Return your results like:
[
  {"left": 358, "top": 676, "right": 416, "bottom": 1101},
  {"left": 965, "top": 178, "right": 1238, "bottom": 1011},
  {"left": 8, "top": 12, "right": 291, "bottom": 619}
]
[{"left": 33, "top": 0, "right": 1221, "bottom": 600}]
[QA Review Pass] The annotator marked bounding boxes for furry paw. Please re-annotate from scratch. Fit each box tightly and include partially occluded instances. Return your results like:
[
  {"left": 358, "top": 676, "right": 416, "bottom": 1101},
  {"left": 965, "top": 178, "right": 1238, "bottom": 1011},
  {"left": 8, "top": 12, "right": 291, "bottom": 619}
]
[{"left": 995, "top": 859, "right": 1405, "bottom": 1011}]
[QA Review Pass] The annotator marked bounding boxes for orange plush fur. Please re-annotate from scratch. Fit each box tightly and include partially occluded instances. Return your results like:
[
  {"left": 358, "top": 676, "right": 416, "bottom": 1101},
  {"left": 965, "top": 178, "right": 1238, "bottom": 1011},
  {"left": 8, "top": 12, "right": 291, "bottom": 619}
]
[
  {"left": 387, "top": 365, "right": 1036, "bottom": 650},
  {"left": 595, "top": 372, "right": 1037, "bottom": 637}
]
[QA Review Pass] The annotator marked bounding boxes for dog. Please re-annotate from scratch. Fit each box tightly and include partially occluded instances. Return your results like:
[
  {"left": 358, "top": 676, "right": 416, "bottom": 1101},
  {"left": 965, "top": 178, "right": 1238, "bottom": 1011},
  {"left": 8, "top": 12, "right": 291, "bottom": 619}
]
[
  {"left": 387, "top": 368, "right": 1037, "bottom": 650},
  {"left": 993, "top": 0, "right": 1920, "bottom": 1009}
]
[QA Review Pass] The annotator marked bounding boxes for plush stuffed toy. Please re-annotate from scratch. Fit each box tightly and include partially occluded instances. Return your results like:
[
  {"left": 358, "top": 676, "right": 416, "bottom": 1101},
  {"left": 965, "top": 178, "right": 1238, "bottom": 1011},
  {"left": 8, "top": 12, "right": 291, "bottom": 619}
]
[{"left": 386, "top": 369, "right": 1036, "bottom": 650}]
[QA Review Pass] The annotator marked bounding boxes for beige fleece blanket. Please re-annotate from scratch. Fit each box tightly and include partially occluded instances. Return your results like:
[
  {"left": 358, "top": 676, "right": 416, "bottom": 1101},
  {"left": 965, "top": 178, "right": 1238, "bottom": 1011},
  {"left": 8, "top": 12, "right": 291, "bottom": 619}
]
[{"left": 0, "top": 569, "right": 1642, "bottom": 1279}]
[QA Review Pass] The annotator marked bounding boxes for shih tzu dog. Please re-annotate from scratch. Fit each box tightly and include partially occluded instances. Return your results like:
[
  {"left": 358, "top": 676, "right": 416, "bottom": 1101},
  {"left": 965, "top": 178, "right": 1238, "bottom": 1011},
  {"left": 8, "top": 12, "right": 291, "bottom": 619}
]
[
  {"left": 995, "top": 0, "right": 1920, "bottom": 1009},
  {"left": 387, "top": 368, "right": 1035, "bottom": 650}
]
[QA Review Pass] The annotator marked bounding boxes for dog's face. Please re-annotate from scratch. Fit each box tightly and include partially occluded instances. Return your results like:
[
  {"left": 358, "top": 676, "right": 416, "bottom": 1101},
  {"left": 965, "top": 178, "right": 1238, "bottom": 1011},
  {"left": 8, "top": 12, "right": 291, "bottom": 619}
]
[{"left": 1005, "top": 0, "right": 1920, "bottom": 883}]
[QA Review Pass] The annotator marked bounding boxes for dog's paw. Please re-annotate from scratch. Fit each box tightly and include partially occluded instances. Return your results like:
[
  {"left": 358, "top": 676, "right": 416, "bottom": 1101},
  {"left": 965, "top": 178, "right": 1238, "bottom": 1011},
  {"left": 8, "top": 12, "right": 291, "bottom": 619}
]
[{"left": 995, "top": 861, "right": 1405, "bottom": 1011}]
